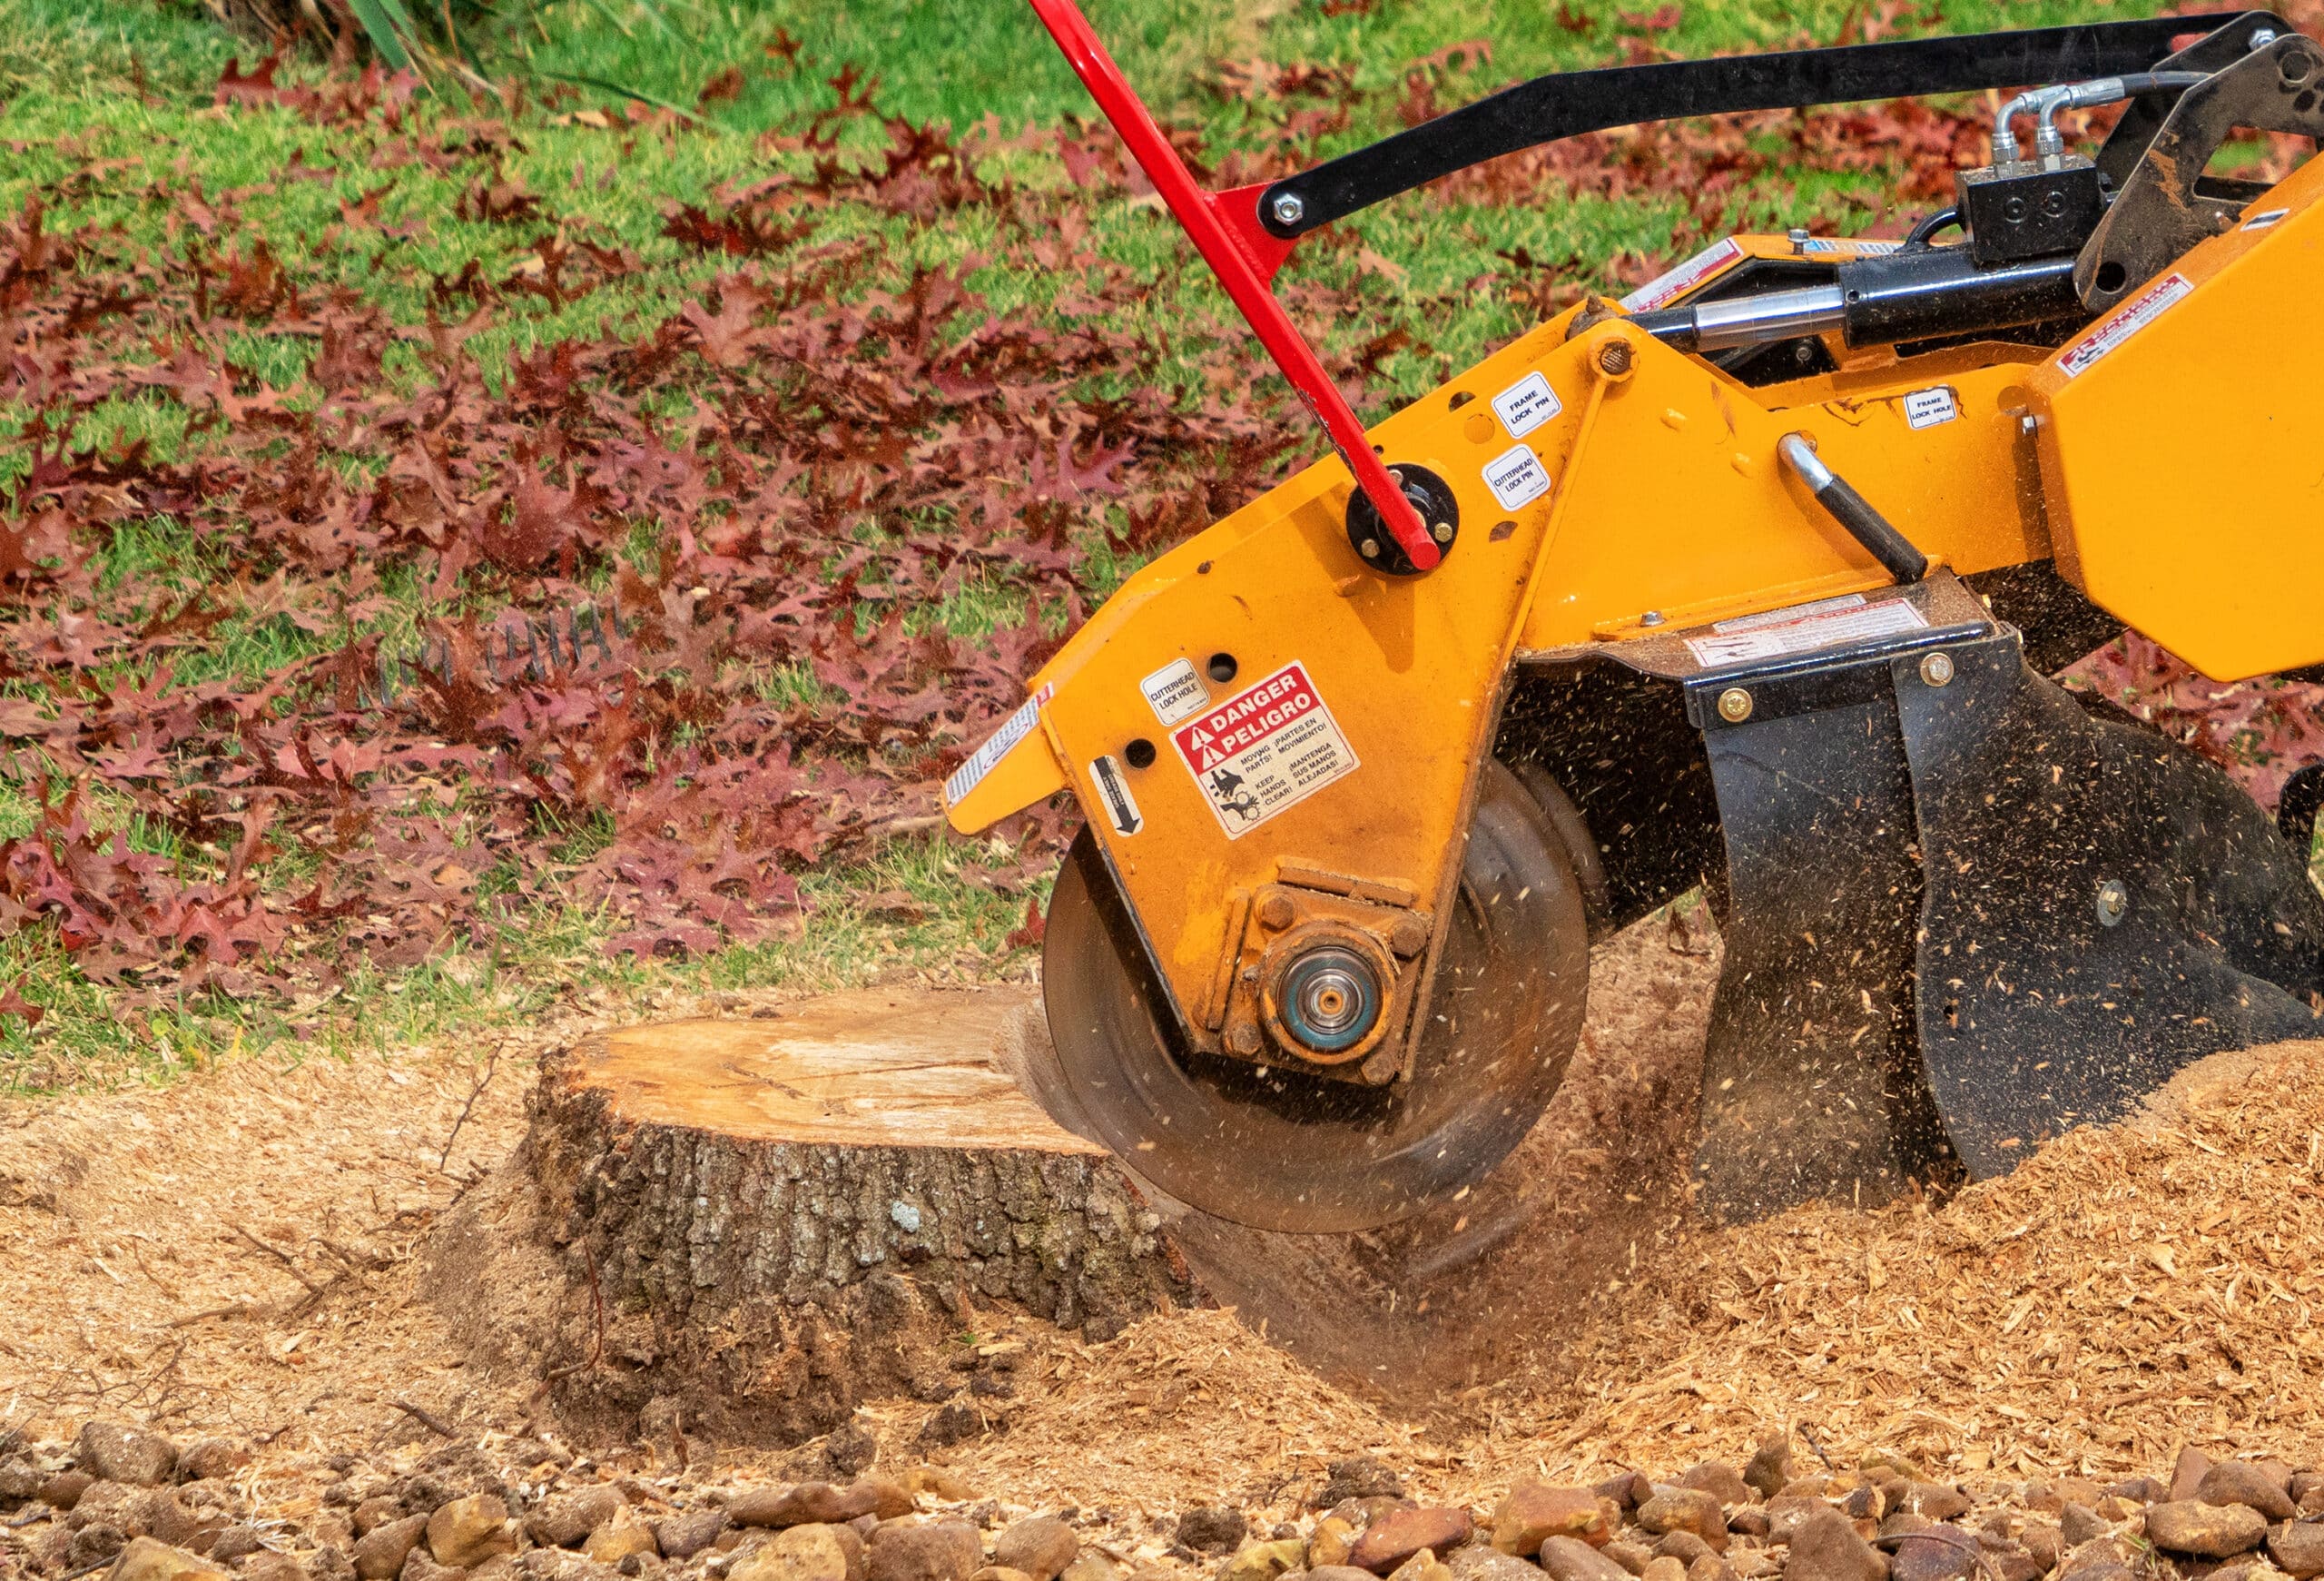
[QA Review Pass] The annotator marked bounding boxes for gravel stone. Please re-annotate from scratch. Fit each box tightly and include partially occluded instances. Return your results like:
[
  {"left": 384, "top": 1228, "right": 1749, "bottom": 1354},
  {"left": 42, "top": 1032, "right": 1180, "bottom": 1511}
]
[
  {"left": 112, "top": 1537, "right": 228, "bottom": 1581},
  {"left": 865, "top": 1520, "right": 981, "bottom": 1581},
  {"left": 2268, "top": 1521, "right": 2324, "bottom": 1580},
  {"left": 1639, "top": 1559, "right": 1685, "bottom": 1581},
  {"left": 1678, "top": 1468, "right": 1751, "bottom": 1510},
  {"left": 2057, "top": 1508, "right": 2106, "bottom": 1548},
  {"left": 1743, "top": 1445, "right": 1793, "bottom": 1503},
  {"left": 1177, "top": 1510, "right": 1248, "bottom": 1557},
  {"left": 734, "top": 1526, "right": 853, "bottom": 1581},
  {"left": 428, "top": 1495, "right": 517, "bottom": 1569},
  {"left": 210, "top": 1528, "right": 266, "bottom": 1565},
  {"left": 2198, "top": 1466, "right": 2295, "bottom": 1521},
  {"left": 79, "top": 1426, "right": 178, "bottom": 1488},
  {"left": 1602, "top": 1546, "right": 1653, "bottom": 1577},
  {"left": 1537, "top": 1537, "right": 1632, "bottom": 1581},
  {"left": 1447, "top": 1549, "right": 1548, "bottom": 1581},
  {"left": 583, "top": 1511, "right": 659, "bottom": 1566},
  {"left": 356, "top": 1517, "right": 433, "bottom": 1581},
  {"left": 1317, "top": 1463, "right": 1407, "bottom": 1509},
  {"left": 1784, "top": 1509, "right": 1886, "bottom": 1581},
  {"left": 1637, "top": 1494, "right": 1727, "bottom": 1554},
  {"left": 991, "top": 1518, "right": 1077, "bottom": 1581},
  {"left": 655, "top": 1513, "right": 729, "bottom": 1562},
  {"left": 2170, "top": 1452, "right": 2213, "bottom": 1505},
  {"left": 1651, "top": 1536, "right": 1712, "bottom": 1566},
  {"left": 1494, "top": 1486, "right": 1615, "bottom": 1556},
  {"left": 2143, "top": 1501, "right": 2266, "bottom": 1558},
  {"left": 531, "top": 1489, "right": 627, "bottom": 1549},
  {"left": 824, "top": 1428, "right": 880, "bottom": 1480},
  {"left": 1350, "top": 1509, "right": 1472, "bottom": 1575}
]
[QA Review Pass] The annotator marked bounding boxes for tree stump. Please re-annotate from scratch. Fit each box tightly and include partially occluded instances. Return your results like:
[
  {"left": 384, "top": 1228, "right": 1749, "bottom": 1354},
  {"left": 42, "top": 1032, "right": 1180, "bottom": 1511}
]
[{"left": 426, "top": 987, "right": 1196, "bottom": 1448}]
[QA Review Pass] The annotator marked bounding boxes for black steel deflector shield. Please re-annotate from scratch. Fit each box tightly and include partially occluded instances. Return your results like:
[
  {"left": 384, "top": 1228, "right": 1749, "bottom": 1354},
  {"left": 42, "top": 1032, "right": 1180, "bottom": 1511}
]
[
  {"left": 1684, "top": 598, "right": 2324, "bottom": 1220},
  {"left": 1898, "top": 632, "right": 2324, "bottom": 1175}
]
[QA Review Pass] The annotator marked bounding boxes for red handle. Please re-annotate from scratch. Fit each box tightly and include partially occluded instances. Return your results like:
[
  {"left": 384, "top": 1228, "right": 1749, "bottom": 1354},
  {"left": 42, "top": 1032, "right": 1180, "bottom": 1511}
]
[{"left": 1028, "top": 0, "right": 1441, "bottom": 572}]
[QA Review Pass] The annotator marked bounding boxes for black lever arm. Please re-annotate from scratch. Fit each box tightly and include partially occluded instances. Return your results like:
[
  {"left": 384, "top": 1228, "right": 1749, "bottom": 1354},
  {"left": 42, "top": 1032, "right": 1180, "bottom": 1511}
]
[{"left": 1257, "top": 13, "right": 2265, "bottom": 239}]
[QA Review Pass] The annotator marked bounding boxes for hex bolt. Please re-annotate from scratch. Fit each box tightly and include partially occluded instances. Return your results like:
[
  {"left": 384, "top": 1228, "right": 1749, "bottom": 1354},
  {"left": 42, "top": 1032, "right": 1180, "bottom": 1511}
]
[
  {"left": 1388, "top": 913, "right": 1432, "bottom": 957},
  {"left": 1598, "top": 340, "right": 1635, "bottom": 376},
  {"left": 2252, "top": 26, "right": 2280, "bottom": 49},
  {"left": 1256, "top": 893, "right": 1296, "bottom": 930},
  {"left": 1360, "top": 538, "right": 1380, "bottom": 558},
  {"left": 1920, "top": 650, "right": 1956, "bottom": 687},
  {"left": 1640, "top": 610, "right": 1666, "bottom": 627},
  {"left": 1269, "top": 192, "right": 1306, "bottom": 227},
  {"left": 1718, "top": 687, "right": 1754, "bottom": 724},
  {"left": 1226, "top": 1022, "right": 1264, "bottom": 1055},
  {"left": 1432, "top": 522, "right": 1453, "bottom": 543},
  {"left": 2096, "top": 877, "right": 2131, "bottom": 928}
]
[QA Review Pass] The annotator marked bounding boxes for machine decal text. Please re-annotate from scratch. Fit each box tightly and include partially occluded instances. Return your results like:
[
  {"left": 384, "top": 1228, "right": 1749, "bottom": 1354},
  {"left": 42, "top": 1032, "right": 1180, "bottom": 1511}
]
[
  {"left": 1169, "top": 662, "right": 1358, "bottom": 839},
  {"left": 1491, "top": 371, "right": 1563, "bottom": 438},
  {"left": 942, "top": 684, "right": 1054, "bottom": 806},
  {"left": 1138, "top": 657, "right": 1207, "bottom": 726},
  {"left": 2059, "top": 272, "right": 2191, "bottom": 377},
  {"left": 1482, "top": 445, "right": 1552, "bottom": 511}
]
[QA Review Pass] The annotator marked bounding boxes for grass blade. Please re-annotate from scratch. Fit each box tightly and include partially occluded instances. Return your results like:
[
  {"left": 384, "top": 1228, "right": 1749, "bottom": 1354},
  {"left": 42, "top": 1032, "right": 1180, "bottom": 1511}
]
[{"left": 345, "top": 0, "right": 416, "bottom": 69}]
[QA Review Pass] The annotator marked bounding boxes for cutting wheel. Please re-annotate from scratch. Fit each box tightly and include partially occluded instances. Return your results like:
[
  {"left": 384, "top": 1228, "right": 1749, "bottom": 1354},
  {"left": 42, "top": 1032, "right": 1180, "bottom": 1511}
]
[{"left": 1036, "top": 759, "right": 1591, "bottom": 1232}]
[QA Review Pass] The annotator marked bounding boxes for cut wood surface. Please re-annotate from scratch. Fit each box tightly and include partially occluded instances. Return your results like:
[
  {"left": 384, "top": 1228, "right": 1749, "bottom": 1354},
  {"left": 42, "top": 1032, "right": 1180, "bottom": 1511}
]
[{"left": 426, "top": 986, "right": 1196, "bottom": 1449}]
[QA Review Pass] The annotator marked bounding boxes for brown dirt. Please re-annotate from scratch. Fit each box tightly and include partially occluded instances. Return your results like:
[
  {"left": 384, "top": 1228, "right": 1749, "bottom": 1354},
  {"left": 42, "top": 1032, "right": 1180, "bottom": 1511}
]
[{"left": 4, "top": 917, "right": 2321, "bottom": 1537}]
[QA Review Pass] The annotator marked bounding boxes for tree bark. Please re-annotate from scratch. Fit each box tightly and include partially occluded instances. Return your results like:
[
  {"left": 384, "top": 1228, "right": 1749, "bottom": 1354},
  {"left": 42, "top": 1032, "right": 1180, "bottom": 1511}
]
[{"left": 427, "top": 987, "right": 1196, "bottom": 1448}]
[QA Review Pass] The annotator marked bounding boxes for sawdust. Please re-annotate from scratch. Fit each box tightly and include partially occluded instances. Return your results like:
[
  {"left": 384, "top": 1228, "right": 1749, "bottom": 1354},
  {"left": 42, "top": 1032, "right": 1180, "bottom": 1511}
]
[
  {"left": 3, "top": 959, "right": 2320, "bottom": 1531},
  {"left": 936, "top": 1035, "right": 2324, "bottom": 1512}
]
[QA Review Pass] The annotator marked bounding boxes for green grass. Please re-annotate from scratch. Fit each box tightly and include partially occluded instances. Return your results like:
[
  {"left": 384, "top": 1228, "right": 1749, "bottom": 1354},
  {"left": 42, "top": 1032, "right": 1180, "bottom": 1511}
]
[{"left": 0, "top": 0, "right": 2314, "bottom": 1089}]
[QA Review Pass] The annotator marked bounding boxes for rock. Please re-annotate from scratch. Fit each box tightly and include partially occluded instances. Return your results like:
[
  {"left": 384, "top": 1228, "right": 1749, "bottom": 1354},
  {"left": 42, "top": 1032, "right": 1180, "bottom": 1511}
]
[
  {"left": 1728, "top": 1554, "right": 1778, "bottom": 1581},
  {"left": 1448, "top": 1549, "right": 1546, "bottom": 1581},
  {"left": 826, "top": 1428, "right": 880, "bottom": 1480},
  {"left": 1596, "top": 1477, "right": 1652, "bottom": 1514},
  {"left": 1767, "top": 1499, "right": 1827, "bottom": 1546},
  {"left": 585, "top": 1512, "right": 659, "bottom": 1566},
  {"left": 81, "top": 1427, "right": 179, "bottom": 1489},
  {"left": 2019, "top": 1526, "right": 2061, "bottom": 1575},
  {"left": 1179, "top": 1511, "right": 1250, "bottom": 1558},
  {"left": 354, "top": 1501, "right": 408, "bottom": 1541},
  {"left": 147, "top": 1493, "right": 225, "bottom": 1553},
  {"left": 2051, "top": 1485, "right": 2102, "bottom": 1514},
  {"left": 355, "top": 1517, "right": 431, "bottom": 1581},
  {"left": 1652, "top": 1537, "right": 1713, "bottom": 1567},
  {"left": 1976, "top": 1537, "right": 2042, "bottom": 1581},
  {"left": 2144, "top": 1501, "right": 2266, "bottom": 1557},
  {"left": 2199, "top": 1466, "right": 2296, "bottom": 1521},
  {"left": 2101, "top": 1482, "right": 2162, "bottom": 1508},
  {"left": 210, "top": 1528, "right": 265, "bottom": 1565},
  {"left": 1220, "top": 1541, "right": 1308, "bottom": 1581},
  {"left": 1492, "top": 1486, "right": 1614, "bottom": 1555},
  {"left": 992, "top": 1519, "right": 1078, "bottom": 1581},
  {"left": 1314, "top": 1570, "right": 1387, "bottom": 1581},
  {"left": 1602, "top": 1546, "right": 1653, "bottom": 1577},
  {"left": 1900, "top": 1490, "right": 1969, "bottom": 1524},
  {"left": 1309, "top": 1522, "right": 1357, "bottom": 1570},
  {"left": 1385, "top": 1556, "right": 1452, "bottom": 1581},
  {"left": 1744, "top": 1443, "right": 1794, "bottom": 1503},
  {"left": 176, "top": 1444, "right": 247, "bottom": 1485},
  {"left": 854, "top": 1481, "right": 916, "bottom": 1523},
  {"left": 111, "top": 1537, "right": 228, "bottom": 1581},
  {"left": 2294, "top": 1476, "right": 2324, "bottom": 1516},
  {"left": 77, "top": 1527, "right": 133, "bottom": 1567},
  {"left": 972, "top": 1569, "right": 1035, "bottom": 1581},
  {"left": 1319, "top": 1462, "right": 1408, "bottom": 1508},
  {"left": 1726, "top": 1512, "right": 1769, "bottom": 1542},
  {"left": 1637, "top": 1495, "right": 1727, "bottom": 1554},
  {"left": 1679, "top": 1468, "right": 1752, "bottom": 1510},
  {"left": 1538, "top": 1537, "right": 1632, "bottom": 1581},
  {"left": 737, "top": 1527, "right": 859, "bottom": 1581},
  {"left": 1639, "top": 1560, "right": 1685, "bottom": 1581},
  {"left": 1684, "top": 1557, "right": 1733, "bottom": 1581},
  {"left": 2270, "top": 1521, "right": 2324, "bottom": 1580},
  {"left": 46, "top": 1470, "right": 97, "bottom": 1510},
  {"left": 532, "top": 1492, "right": 629, "bottom": 1551},
  {"left": 1352, "top": 1510, "right": 1472, "bottom": 1575},
  {"left": 1059, "top": 1558, "right": 1118, "bottom": 1581},
  {"left": 736, "top": 1487, "right": 878, "bottom": 1531},
  {"left": 2056, "top": 1508, "right": 2106, "bottom": 1549},
  {"left": 2171, "top": 1451, "right": 2214, "bottom": 1505},
  {"left": 0, "top": 1456, "right": 41, "bottom": 1503},
  {"left": 247, "top": 1556, "right": 311, "bottom": 1581},
  {"left": 1786, "top": 1510, "right": 1886, "bottom": 1581},
  {"left": 1886, "top": 1528, "right": 1975, "bottom": 1581},
  {"left": 866, "top": 1521, "right": 981, "bottom": 1581},
  {"left": 919, "top": 1408, "right": 984, "bottom": 1450},
  {"left": 656, "top": 1512, "right": 729, "bottom": 1562},
  {"left": 428, "top": 1496, "right": 517, "bottom": 1569}
]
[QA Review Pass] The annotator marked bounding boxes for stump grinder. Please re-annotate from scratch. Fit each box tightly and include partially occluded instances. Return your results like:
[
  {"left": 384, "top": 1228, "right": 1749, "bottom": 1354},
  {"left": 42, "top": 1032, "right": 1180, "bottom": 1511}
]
[{"left": 944, "top": 2, "right": 2324, "bottom": 1231}]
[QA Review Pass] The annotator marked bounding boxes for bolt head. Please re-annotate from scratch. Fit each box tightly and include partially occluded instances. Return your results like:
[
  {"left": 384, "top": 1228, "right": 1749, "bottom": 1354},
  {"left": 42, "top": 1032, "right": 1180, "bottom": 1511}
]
[
  {"left": 1717, "top": 687, "right": 1754, "bottom": 724},
  {"left": 1359, "top": 538, "right": 1380, "bottom": 558},
  {"left": 1269, "top": 192, "right": 1305, "bottom": 226},
  {"left": 1598, "top": 340, "right": 1635, "bottom": 376},
  {"left": 1920, "top": 650, "right": 1956, "bottom": 687},
  {"left": 2252, "top": 26, "right": 2280, "bottom": 48},
  {"left": 1388, "top": 913, "right": 1432, "bottom": 957},
  {"left": 2096, "top": 878, "right": 2131, "bottom": 928},
  {"left": 1432, "top": 522, "right": 1452, "bottom": 543},
  {"left": 1640, "top": 610, "right": 1666, "bottom": 627},
  {"left": 1226, "top": 1022, "right": 1264, "bottom": 1056},
  {"left": 1256, "top": 893, "right": 1296, "bottom": 930}
]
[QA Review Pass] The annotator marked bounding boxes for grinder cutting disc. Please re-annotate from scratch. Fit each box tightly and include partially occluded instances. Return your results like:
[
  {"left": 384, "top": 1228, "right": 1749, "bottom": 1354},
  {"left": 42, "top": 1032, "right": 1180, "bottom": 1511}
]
[{"left": 1037, "top": 759, "right": 1591, "bottom": 1232}]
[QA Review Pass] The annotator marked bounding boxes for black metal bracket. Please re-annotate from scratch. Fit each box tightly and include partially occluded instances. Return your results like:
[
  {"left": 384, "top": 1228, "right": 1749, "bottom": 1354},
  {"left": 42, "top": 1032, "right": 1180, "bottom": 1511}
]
[{"left": 1259, "top": 13, "right": 2257, "bottom": 240}]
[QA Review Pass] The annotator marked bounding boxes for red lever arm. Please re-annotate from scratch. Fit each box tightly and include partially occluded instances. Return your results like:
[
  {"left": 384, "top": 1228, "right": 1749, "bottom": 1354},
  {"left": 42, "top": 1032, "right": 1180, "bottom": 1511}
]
[{"left": 1027, "top": 0, "right": 1441, "bottom": 572}]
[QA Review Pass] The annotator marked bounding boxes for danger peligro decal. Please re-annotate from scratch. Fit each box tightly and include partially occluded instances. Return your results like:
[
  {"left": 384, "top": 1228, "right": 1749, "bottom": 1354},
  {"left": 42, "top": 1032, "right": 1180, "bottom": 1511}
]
[{"left": 1169, "top": 662, "right": 1358, "bottom": 839}]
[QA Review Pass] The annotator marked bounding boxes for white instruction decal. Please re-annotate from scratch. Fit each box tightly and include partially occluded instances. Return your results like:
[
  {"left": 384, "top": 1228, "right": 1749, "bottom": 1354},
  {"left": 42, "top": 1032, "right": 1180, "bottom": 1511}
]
[
  {"left": 1686, "top": 599, "right": 1927, "bottom": 667},
  {"left": 2244, "top": 207, "right": 2291, "bottom": 232},
  {"left": 1088, "top": 755, "right": 1143, "bottom": 837},
  {"left": 1482, "top": 445, "right": 1552, "bottom": 511},
  {"left": 2059, "top": 272, "right": 2191, "bottom": 378},
  {"left": 942, "top": 684, "right": 1053, "bottom": 807},
  {"left": 1491, "top": 371, "right": 1564, "bottom": 438},
  {"left": 1171, "top": 662, "right": 1358, "bottom": 839},
  {"left": 1620, "top": 237, "right": 1743, "bottom": 311},
  {"left": 1902, "top": 387, "right": 1959, "bottom": 430},
  {"left": 1138, "top": 657, "right": 1207, "bottom": 726}
]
